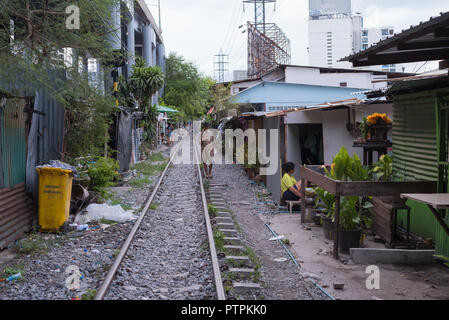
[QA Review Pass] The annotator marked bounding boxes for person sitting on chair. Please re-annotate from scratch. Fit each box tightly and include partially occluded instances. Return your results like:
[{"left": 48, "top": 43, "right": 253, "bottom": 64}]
[{"left": 281, "top": 162, "right": 302, "bottom": 203}]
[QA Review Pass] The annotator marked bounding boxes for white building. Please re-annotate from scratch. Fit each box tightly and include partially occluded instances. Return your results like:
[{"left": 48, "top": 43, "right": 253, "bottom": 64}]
[
  {"left": 360, "top": 27, "right": 406, "bottom": 72},
  {"left": 229, "top": 64, "right": 409, "bottom": 97},
  {"left": 233, "top": 70, "right": 248, "bottom": 81},
  {"left": 308, "top": 0, "right": 361, "bottom": 68}
]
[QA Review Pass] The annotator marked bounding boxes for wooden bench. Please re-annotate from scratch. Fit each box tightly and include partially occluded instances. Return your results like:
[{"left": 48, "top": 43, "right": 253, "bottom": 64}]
[{"left": 286, "top": 200, "right": 302, "bottom": 215}]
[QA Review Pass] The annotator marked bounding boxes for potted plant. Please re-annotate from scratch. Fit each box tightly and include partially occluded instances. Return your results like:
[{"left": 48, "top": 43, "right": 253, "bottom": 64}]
[
  {"left": 315, "top": 187, "right": 335, "bottom": 240},
  {"left": 339, "top": 196, "right": 373, "bottom": 254}
]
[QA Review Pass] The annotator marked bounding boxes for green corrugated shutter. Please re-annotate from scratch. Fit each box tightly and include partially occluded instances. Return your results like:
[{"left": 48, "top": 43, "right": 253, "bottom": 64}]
[
  {"left": 392, "top": 92, "right": 439, "bottom": 181},
  {"left": 392, "top": 91, "right": 441, "bottom": 239},
  {"left": 435, "top": 94, "right": 449, "bottom": 260}
]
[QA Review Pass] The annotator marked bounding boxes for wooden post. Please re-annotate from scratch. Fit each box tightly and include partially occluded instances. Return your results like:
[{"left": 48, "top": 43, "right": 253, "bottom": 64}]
[
  {"left": 301, "top": 178, "right": 306, "bottom": 224},
  {"left": 333, "top": 196, "right": 341, "bottom": 259}
]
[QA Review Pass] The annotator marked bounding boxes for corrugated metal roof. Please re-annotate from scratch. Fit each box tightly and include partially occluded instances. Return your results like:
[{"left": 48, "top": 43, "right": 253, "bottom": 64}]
[{"left": 341, "top": 11, "right": 449, "bottom": 66}]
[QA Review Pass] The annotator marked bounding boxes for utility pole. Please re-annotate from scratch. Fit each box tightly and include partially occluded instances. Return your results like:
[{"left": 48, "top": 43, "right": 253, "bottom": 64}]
[
  {"left": 158, "top": 0, "right": 161, "bottom": 31},
  {"left": 214, "top": 49, "right": 229, "bottom": 83},
  {"left": 243, "top": 0, "right": 276, "bottom": 34}
]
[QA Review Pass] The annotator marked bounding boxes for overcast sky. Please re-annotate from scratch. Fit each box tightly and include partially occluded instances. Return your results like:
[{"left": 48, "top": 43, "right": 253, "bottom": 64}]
[{"left": 148, "top": 0, "right": 449, "bottom": 80}]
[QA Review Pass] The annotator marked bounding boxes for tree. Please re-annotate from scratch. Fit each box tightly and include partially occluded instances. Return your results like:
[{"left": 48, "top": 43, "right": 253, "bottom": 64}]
[
  {"left": 0, "top": 0, "right": 121, "bottom": 98},
  {"left": 164, "top": 53, "right": 212, "bottom": 120},
  {"left": 0, "top": 0, "right": 123, "bottom": 161},
  {"left": 128, "top": 57, "right": 165, "bottom": 144}
]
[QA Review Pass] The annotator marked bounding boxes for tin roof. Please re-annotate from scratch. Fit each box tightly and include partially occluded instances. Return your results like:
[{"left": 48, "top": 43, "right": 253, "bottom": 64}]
[{"left": 341, "top": 12, "right": 449, "bottom": 66}]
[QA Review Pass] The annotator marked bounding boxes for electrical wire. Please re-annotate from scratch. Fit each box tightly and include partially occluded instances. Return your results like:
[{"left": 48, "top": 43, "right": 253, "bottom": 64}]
[{"left": 221, "top": 0, "right": 242, "bottom": 53}]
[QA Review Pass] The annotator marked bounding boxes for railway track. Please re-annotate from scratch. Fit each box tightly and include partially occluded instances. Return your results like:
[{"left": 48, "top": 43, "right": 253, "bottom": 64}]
[{"left": 94, "top": 134, "right": 225, "bottom": 300}]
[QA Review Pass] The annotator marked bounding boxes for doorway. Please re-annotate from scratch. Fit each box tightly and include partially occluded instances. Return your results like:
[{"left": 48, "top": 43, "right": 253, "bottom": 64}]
[{"left": 298, "top": 124, "right": 324, "bottom": 166}]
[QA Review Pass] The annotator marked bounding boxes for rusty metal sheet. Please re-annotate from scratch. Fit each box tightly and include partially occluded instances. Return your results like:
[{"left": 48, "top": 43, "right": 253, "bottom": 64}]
[{"left": 0, "top": 184, "right": 35, "bottom": 249}]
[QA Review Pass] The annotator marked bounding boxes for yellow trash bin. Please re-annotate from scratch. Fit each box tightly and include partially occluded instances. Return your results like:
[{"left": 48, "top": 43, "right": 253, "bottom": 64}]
[{"left": 36, "top": 167, "right": 74, "bottom": 232}]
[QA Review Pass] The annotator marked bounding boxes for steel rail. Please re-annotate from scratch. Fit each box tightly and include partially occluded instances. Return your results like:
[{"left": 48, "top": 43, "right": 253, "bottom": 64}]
[
  {"left": 94, "top": 140, "right": 182, "bottom": 300},
  {"left": 193, "top": 136, "right": 226, "bottom": 300}
]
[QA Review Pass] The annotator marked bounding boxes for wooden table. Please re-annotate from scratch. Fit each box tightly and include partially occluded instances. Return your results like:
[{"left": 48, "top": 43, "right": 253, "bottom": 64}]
[{"left": 401, "top": 193, "right": 449, "bottom": 236}]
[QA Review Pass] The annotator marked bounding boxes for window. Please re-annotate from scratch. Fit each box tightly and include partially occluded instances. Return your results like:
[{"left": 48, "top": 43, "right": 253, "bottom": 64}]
[
  {"left": 340, "top": 82, "right": 347, "bottom": 87},
  {"left": 381, "top": 29, "right": 389, "bottom": 36},
  {"left": 362, "top": 30, "right": 368, "bottom": 36}
]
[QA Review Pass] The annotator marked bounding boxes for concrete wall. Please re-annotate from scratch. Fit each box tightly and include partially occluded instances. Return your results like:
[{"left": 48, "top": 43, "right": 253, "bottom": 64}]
[
  {"left": 284, "top": 66, "right": 385, "bottom": 90},
  {"left": 263, "top": 116, "right": 282, "bottom": 204},
  {"left": 230, "top": 80, "right": 262, "bottom": 95}
]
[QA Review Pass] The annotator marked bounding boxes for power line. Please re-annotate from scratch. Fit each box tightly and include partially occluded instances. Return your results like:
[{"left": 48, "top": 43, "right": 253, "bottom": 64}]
[
  {"left": 223, "top": 3, "right": 245, "bottom": 54},
  {"left": 221, "top": 0, "right": 241, "bottom": 53}
]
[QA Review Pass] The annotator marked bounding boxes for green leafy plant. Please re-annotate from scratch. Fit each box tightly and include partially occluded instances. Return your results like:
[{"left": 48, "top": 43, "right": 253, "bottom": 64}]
[
  {"left": 314, "top": 187, "right": 335, "bottom": 219},
  {"left": 340, "top": 196, "right": 373, "bottom": 231},
  {"left": 325, "top": 147, "right": 369, "bottom": 182},
  {"left": 208, "top": 204, "right": 218, "bottom": 217},
  {"left": 372, "top": 154, "right": 393, "bottom": 182},
  {"left": 81, "top": 289, "right": 97, "bottom": 300},
  {"left": 359, "top": 117, "right": 370, "bottom": 140},
  {"left": 128, "top": 57, "right": 165, "bottom": 145},
  {"left": 88, "top": 157, "right": 119, "bottom": 196}
]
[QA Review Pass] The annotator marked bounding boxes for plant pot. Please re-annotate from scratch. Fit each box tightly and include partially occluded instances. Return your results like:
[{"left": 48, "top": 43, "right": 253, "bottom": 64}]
[
  {"left": 339, "top": 229, "right": 362, "bottom": 254},
  {"left": 304, "top": 207, "right": 316, "bottom": 223},
  {"left": 322, "top": 217, "right": 334, "bottom": 240},
  {"left": 313, "top": 213, "right": 322, "bottom": 226}
]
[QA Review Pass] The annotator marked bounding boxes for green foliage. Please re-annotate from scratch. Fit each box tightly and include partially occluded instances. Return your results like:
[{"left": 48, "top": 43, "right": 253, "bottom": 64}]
[
  {"left": 88, "top": 158, "right": 119, "bottom": 195},
  {"left": 314, "top": 187, "right": 335, "bottom": 219},
  {"left": 208, "top": 204, "right": 218, "bottom": 217},
  {"left": 340, "top": 196, "right": 373, "bottom": 231},
  {"left": 132, "top": 161, "right": 166, "bottom": 177},
  {"left": 128, "top": 57, "right": 165, "bottom": 145},
  {"left": 81, "top": 289, "right": 97, "bottom": 301},
  {"left": 359, "top": 117, "right": 370, "bottom": 140},
  {"left": 164, "top": 53, "right": 213, "bottom": 120},
  {"left": 326, "top": 147, "right": 368, "bottom": 182},
  {"left": 213, "top": 229, "right": 226, "bottom": 253},
  {"left": 372, "top": 154, "right": 393, "bottom": 182},
  {"left": 117, "top": 75, "right": 135, "bottom": 109},
  {"left": 129, "top": 57, "right": 165, "bottom": 110},
  {"left": 129, "top": 177, "right": 152, "bottom": 188},
  {"left": 149, "top": 152, "right": 166, "bottom": 162},
  {"left": 0, "top": 0, "right": 123, "bottom": 106},
  {"left": 64, "top": 88, "right": 116, "bottom": 161},
  {"left": 324, "top": 147, "right": 372, "bottom": 231},
  {"left": 0, "top": 264, "right": 25, "bottom": 280},
  {"left": 149, "top": 203, "right": 159, "bottom": 210}
]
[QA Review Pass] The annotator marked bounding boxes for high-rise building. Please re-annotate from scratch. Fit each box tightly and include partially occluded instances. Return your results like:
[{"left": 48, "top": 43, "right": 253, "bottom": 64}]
[
  {"left": 308, "top": 1, "right": 403, "bottom": 72},
  {"left": 308, "top": 0, "right": 361, "bottom": 68},
  {"left": 360, "top": 27, "right": 403, "bottom": 72}
]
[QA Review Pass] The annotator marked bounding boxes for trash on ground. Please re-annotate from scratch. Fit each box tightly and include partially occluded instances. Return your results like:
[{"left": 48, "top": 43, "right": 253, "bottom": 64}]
[
  {"left": 269, "top": 235, "right": 285, "bottom": 241},
  {"left": 77, "top": 224, "right": 89, "bottom": 231},
  {"left": 333, "top": 283, "right": 345, "bottom": 290},
  {"left": 300, "top": 272, "right": 321, "bottom": 280},
  {"left": 6, "top": 273, "right": 22, "bottom": 282},
  {"left": 273, "top": 258, "right": 288, "bottom": 262},
  {"left": 74, "top": 203, "right": 138, "bottom": 224},
  {"left": 36, "top": 160, "right": 78, "bottom": 175}
]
